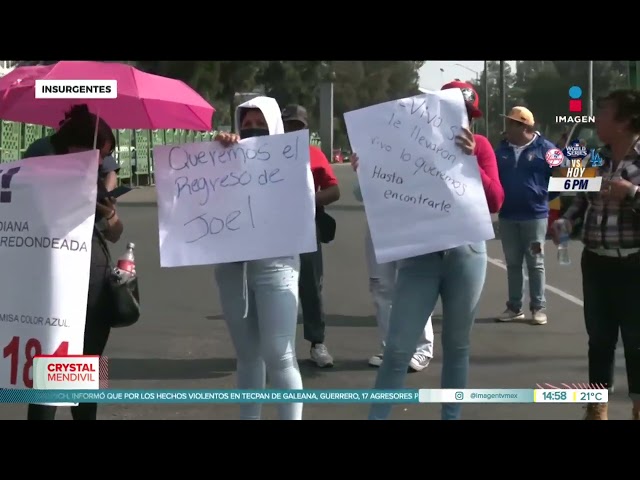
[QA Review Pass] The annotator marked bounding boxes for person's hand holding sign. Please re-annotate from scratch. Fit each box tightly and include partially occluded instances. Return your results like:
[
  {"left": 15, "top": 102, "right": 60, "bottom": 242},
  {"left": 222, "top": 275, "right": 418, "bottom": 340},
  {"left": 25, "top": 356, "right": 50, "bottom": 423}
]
[
  {"left": 215, "top": 132, "right": 241, "bottom": 147},
  {"left": 455, "top": 127, "right": 476, "bottom": 155},
  {"left": 601, "top": 177, "right": 638, "bottom": 202}
]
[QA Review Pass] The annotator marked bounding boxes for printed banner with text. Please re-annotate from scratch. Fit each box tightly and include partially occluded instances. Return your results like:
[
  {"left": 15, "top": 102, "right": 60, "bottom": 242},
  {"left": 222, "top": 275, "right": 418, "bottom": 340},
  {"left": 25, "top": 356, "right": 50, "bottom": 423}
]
[
  {"left": 154, "top": 130, "right": 317, "bottom": 267},
  {"left": 344, "top": 90, "right": 494, "bottom": 263},
  {"left": 0, "top": 151, "right": 97, "bottom": 391}
]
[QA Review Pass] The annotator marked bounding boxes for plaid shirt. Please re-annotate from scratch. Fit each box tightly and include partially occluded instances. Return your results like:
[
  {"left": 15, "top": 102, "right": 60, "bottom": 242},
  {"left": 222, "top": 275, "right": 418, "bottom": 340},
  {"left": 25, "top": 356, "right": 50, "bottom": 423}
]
[{"left": 564, "top": 140, "right": 640, "bottom": 249}]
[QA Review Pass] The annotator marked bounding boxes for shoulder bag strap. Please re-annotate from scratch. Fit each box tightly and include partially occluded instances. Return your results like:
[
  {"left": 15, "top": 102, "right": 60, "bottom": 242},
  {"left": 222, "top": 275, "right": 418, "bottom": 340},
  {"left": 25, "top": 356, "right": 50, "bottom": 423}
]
[{"left": 93, "top": 225, "right": 114, "bottom": 266}]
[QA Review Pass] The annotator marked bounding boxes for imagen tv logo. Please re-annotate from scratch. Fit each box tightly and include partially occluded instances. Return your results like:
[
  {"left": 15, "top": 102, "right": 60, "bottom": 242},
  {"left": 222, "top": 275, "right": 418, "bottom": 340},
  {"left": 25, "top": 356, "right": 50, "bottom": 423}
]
[
  {"left": 569, "top": 85, "right": 583, "bottom": 112},
  {"left": 555, "top": 86, "right": 595, "bottom": 124}
]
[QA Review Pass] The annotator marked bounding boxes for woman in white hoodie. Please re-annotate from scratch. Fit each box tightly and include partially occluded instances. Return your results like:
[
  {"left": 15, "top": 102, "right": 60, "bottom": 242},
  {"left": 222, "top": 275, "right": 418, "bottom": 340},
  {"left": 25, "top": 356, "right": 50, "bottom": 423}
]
[{"left": 214, "top": 96, "right": 303, "bottom": 420}]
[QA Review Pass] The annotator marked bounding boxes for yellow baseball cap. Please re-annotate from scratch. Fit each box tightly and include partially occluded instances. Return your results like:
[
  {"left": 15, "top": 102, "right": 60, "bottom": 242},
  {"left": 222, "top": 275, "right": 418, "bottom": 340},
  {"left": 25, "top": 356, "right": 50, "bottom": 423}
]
[{"left": 502, "top": 106, "right": 535, "bottom": 126}]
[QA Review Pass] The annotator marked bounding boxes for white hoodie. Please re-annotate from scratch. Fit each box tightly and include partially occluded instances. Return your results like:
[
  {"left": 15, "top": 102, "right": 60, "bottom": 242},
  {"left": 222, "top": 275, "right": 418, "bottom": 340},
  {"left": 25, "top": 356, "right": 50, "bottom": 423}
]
[
  {"left": 232, "top": 96, "right": 286, "bottom": 318},
  {"left": 235, "top": 96, "right": 284, "bottom": 136}
]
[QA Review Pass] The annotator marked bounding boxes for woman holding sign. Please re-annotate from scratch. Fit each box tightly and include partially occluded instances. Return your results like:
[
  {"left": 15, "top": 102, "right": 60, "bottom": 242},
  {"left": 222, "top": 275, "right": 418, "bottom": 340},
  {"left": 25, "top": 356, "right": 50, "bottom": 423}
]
[
  {"left": 213, "top": 96, "right": 304, "bottom": 421},
  {"left": 359, "top": 82, "right": 504, "bottom": 420},
  {"left": 25, "top": 105, "right": 123, "bottom": 421}
]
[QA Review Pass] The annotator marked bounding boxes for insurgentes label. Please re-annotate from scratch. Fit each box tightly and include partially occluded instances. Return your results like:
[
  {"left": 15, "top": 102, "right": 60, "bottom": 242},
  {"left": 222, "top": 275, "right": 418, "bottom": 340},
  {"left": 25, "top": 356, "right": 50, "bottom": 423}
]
[{"left": 35, "top": 80, "right": 118, "bottom": 99}]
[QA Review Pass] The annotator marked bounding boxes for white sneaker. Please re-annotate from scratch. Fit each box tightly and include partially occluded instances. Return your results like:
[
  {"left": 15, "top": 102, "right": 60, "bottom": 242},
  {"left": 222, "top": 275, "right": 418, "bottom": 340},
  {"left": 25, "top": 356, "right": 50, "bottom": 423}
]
[
  {"left": 409, "top": 353, "right": 430, "bottom": 372},
  {"left": 531, "top": 309, "right": 548, "bottom": 325},
  {"left": 496, "top": 308, "right": 525, "bottom": 322},
  {"left": 310, "top": 344, "right": 334, "bottom": 368},
  {"left": 368, "top": 353, "right": 383, "bottom": 367}
]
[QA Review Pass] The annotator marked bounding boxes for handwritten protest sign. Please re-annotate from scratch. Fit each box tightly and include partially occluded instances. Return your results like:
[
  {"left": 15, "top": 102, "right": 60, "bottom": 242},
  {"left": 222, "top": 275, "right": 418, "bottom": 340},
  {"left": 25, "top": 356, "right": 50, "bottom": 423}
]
[
  {"left": 0, "top": 151, "right": 97, "bottom": 393},
  {"left": 154, "top": 130, "right": 317, "bottom": 267},
  {"left": 344, "top": 89, "right": 494, "bottom": 263}
]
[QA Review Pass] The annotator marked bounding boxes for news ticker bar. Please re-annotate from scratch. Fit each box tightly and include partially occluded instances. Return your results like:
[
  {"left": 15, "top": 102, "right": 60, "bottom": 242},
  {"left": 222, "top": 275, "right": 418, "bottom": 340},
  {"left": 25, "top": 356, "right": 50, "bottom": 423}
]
[{"left": 0, "top": 389, "right": 608, "bottom": 404}]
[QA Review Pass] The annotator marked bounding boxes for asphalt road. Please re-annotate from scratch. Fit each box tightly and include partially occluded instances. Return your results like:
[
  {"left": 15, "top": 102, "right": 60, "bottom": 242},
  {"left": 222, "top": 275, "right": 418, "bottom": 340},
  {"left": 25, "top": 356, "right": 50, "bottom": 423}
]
[{"left": 0, "top": 165, "right": 630, "bottom": 420}]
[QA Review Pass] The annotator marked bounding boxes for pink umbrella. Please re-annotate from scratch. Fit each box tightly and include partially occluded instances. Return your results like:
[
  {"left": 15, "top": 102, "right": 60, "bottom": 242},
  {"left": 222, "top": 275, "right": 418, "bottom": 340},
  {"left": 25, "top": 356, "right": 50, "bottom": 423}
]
[{"left": 0, "top": 61, "right": 215, "bottom": 130}]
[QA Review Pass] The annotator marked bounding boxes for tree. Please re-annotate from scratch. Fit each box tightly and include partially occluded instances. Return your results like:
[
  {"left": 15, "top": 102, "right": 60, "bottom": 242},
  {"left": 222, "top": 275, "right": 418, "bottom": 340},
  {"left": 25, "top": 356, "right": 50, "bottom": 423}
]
[
  {"left": 552, "top": 61, "right": 628, "bottom": 99},
  {"left": 514, "top": 61, "right": 552, "bottom": 87},
  {"left": 257, "top": 61, "right": 325, "bottom": 129},
  {"left": 217, "top": 61, "right": 267, "bottom": 132},
  {"left": 521, "top": 65, "right": 569, "bottom": 135},
  {"left": 134, "top": 61, "right": 266, "bottom": 131},
  {"left": 385, "top": 61, "right": 425, "bottom": 99},
  {"left": 12, "top": 59, "right": 427, "bottom": 148},
  {"left": 331, "top": 61, "right": 424, "bottom": 148},
  {"left": 14, "top": 60, "right": 58, "bottom": 67},
  {"left": 508, "top": 61, "right": 631, "bottom": 139},
  {"left": 471, "top": 61, "right": 518, "bottom": 144},
  {"left": 332, "top": 61, "right": 366, "bottom": 148},
  {"left": 134, "top": 61, "right": 204, "bottom": 89}
]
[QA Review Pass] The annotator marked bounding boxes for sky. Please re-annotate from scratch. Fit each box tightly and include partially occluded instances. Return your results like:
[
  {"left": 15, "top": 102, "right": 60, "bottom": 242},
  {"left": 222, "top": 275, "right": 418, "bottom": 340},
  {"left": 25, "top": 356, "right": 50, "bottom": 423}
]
[{"left": 419, "top": 61, "right": 516, "bottom": 90}]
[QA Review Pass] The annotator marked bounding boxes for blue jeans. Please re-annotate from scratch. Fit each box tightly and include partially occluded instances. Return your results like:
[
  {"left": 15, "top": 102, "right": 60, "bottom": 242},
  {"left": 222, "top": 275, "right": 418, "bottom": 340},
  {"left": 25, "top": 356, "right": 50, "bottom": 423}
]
[
  {"left": 368, "top": 242, "right": 487, "bottom": 420},
  {"left": 215, "top": 256, "right": 303, "bottom": 420},
  {"left": 499, "top": 218, "right": 547, "bottom": 312}
]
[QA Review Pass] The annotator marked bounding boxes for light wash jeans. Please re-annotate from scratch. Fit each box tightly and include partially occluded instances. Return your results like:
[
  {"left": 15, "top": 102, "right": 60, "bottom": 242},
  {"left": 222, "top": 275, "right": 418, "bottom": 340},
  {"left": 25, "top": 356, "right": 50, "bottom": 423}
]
[
  {"left": 368, "top": 242, "right": 487, "bottom": 420},
  {"left": 365, "top": 226, "right": 434, "bottom": 356},
  {"left": 214, "top": 256, "right": 303, "bottom": 420},
  {"left": 498, "top": 218, "right": 547, "bottom": 312}
]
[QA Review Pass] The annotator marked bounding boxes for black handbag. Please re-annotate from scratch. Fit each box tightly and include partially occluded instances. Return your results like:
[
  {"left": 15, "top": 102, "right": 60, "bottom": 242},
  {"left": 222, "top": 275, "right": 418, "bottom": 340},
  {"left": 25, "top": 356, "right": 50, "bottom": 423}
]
[
  {"left": 316, "top": 207, "right": 336, "bottom": 244},
  {"left": 94, "top": 227, "right": 141, "bottom": 328}
]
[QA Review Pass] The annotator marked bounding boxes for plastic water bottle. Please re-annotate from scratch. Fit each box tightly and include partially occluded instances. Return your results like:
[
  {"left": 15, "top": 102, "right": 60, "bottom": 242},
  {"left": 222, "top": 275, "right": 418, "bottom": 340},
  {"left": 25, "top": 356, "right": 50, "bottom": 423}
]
[
  {"left": 554, "top": 221, "right": 571, "bottom": 266},
  {"left": 114, "top": 242, "right": 136, "bottom": 283}
]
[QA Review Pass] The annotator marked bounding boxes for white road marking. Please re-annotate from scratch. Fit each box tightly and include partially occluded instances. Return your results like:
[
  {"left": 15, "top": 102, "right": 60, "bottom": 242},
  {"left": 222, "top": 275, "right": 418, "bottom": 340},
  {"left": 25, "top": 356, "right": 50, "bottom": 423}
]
[{"left": 486, "top": 257, "right": 584, "bottom": 307}]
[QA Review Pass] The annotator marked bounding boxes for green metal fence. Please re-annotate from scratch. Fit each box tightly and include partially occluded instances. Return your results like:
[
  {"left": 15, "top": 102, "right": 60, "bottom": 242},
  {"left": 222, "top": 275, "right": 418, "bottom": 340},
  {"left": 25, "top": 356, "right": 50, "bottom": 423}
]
[
  {"left": 0, "top": 122, "right": 323, "bottom": 186},
  {"left": 310, "top": 132, "right": 321, "bottom": 147}
]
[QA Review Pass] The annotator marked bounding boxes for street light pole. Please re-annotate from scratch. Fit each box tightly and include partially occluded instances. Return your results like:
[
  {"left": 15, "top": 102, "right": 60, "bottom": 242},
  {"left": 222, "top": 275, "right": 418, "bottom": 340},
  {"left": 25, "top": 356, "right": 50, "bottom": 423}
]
[
  {"left": 319, "top": 64, "right": 335, "bottom": 162},
  {"left": 587, "top": 61, "right": 594, "bottom": 117},
  {"left": 499, "top": 61, "right": 506, "bottom": 131},
  {"left": 630, "top": 61, "right": 640, "bottom": 89},
  {"left": 455, "top": 63, "right": 481, "bottom": 85},
  {"left": 484, "top": 61, "right": 489, "bottom": 137}
]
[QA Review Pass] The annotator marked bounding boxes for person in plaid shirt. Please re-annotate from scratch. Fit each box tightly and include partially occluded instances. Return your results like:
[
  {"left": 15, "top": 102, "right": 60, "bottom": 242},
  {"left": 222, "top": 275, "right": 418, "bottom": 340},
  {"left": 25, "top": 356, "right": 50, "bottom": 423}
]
[{"left": 554, "top": 89, "right": 640, "bottom": 420}]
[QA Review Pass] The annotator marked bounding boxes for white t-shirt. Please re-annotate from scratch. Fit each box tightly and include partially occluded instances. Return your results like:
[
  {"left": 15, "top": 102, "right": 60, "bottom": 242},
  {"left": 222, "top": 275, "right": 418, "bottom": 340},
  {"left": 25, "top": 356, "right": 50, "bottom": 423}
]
[{"left": 510, "top": 135, "right": 537, "bottom": 166}]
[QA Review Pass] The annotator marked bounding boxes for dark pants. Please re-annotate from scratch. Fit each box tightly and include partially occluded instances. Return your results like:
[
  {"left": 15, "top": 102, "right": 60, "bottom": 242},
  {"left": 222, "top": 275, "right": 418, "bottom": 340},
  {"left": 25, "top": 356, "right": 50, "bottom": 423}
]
[
  {"left": 28, "top": 256, "right": 112, "bottom": 420},
  {"left": 582, "top": 249, "right": 640, "bottom": 399},
  {"left": 299, "top": 240, "right": 325, "bottom": 344}
]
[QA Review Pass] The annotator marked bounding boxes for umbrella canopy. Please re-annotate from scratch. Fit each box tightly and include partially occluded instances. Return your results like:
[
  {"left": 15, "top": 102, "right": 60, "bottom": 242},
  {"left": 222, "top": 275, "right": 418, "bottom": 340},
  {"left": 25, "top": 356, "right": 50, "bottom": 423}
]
[{"left": 0, "top": 61, "right": 214, "bottom": 131}]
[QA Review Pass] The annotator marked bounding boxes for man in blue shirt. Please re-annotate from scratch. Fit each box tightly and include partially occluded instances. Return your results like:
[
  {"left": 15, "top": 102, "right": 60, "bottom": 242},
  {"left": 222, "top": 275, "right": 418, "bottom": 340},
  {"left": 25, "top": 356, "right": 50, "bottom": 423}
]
[{"left": 495, "top": 107, "right": 557, "bottom": 326}]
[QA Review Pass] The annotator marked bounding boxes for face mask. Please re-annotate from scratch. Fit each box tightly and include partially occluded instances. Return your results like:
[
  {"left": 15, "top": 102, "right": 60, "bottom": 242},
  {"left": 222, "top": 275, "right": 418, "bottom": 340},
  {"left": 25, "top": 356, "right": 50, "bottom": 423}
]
[{"left": 240, "top": 128, "right": 269, "bottom": 139}]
